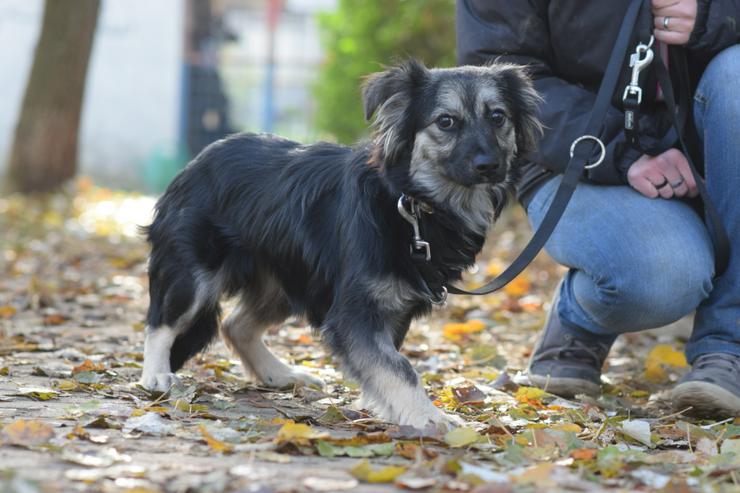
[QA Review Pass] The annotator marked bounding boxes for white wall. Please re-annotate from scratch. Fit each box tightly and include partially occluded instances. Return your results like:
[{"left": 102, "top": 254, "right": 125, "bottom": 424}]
[{"left": 0, "top": 0, "right": 184, "bottom": 190}]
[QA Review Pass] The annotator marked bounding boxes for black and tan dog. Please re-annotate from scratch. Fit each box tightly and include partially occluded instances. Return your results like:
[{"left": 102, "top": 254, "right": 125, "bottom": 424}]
[{"left": 140, "top": 60, "right": 542, "bottom": 429}]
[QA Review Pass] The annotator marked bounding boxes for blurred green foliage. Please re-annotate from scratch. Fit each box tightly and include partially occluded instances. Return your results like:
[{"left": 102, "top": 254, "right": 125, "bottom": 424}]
[{"left": 314, "top": 0, "right": 456, "bottom": 144}]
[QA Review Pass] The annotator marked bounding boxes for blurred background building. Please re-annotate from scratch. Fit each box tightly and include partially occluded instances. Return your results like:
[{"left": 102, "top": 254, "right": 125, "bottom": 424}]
[
  {"left": 0, "top": 0, "right": 335, "bottom": 191},
  {"left": 0, "top": 0, "right": 455, "bottom": 194}
]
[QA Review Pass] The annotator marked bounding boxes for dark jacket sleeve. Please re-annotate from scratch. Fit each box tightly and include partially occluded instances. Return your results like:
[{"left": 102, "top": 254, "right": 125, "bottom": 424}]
[
  {"left": 688, "top": 0, "right": 740, "bottom": 58},
  {"left": 456, "top": 0, "right": 644, "bottom": 184}
]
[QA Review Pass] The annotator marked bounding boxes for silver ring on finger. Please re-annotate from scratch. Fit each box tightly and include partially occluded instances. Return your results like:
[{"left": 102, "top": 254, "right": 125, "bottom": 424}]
[
  {"left": 670, "top": 178, "right": 685, "bottom": 189},
  {"left": 663, "top": 16, "right": 671, "bottom": 31}
]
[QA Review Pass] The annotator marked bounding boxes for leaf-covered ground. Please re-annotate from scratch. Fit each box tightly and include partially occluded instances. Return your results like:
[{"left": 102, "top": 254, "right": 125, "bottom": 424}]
[{"left": 1, "top": 181, "right": 739, "bottom": 493}]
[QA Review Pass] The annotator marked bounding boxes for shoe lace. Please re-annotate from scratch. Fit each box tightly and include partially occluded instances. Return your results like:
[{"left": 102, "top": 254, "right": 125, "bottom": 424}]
[
  {"left": 693, "top": 353, "right": 740, "bottom": 374},
  {"left": 534, "top": 335, "right": 610, "bottom": 368}
]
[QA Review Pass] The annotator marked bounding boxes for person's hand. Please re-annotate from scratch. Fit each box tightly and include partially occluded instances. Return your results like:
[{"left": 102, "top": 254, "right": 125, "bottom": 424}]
[
  {"left": 652, "top": 0, "right": 698, "bottom": 45},
  {"left": 627, "top": 148, "right": 699, "bottom": 199}
]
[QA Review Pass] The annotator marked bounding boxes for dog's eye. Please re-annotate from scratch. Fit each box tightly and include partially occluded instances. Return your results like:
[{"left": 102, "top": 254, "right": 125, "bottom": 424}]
[
  {"left": 489, "top": 109, "right": 508, "bottom": 127},
  {"left": 436, "top": 115, "right": 458, "bottom": 131}
]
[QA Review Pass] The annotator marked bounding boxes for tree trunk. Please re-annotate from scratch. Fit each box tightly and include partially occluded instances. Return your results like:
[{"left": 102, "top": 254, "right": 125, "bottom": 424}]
[{"left": 6, "top": 0, "right": 100, "bottom": 194}]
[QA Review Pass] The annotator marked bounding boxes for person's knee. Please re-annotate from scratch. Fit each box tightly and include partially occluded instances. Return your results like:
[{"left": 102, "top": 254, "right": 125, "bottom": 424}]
[
  {"left": 697, "top": 45, "right": 740, "bottom": 108},
  {"left": 574, "top": 248, "right": 714, "bottom": 333}
]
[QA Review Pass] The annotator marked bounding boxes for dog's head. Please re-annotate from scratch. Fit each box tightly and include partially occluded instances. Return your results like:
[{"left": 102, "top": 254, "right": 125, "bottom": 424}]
[{"left": 363, "top": 60, "right": 542, "bottom": 221}]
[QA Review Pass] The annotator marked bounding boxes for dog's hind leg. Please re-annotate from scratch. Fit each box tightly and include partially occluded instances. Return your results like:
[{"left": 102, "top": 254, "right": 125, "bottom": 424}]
[
  {"left": 141, "top": 324, "right": 180, "bottom": 391},
  {"left": 222, "top": 287, "right": 323, "bottom": 389},
  {"left": 140, "top": 269, "right": 222, "bottom": 392}
]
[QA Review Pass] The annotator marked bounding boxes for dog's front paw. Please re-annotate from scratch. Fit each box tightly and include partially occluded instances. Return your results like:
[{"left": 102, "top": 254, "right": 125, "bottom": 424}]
[
  {"left": 139, "top": 372, "right": 180, "bottom": 393},
  {"left": 261, "top": 368, "right": 324, "bottom": 390},
  {"left": 399, "top": 406, "right": 466, "bottom": 432}
]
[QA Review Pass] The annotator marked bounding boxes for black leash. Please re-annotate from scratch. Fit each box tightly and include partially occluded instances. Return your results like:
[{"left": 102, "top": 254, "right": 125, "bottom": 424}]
[
  {"left": 652, "top": 48, "right": 730, "bottom": 275},
  {"left": 401, "top": 0, "right": 728, "bottom": 301}
]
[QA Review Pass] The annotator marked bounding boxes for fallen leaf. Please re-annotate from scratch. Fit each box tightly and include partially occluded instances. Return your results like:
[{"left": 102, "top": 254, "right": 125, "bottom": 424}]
[
  {"left": 42, "top": 313, "right": 67, "bottom": 326},
  {"left": 0, "top": 306, "right": 17, "bottom": 318},
  {"left": 15, "top": 387, "right": 59, "bottom": 401},
  {"left": 72, "top": 359, "right": 105, "bottom": 374},
  {"left": 695, "top": 437, "right": 717, "bottom": 456},
  {"left": 644, "top": 344, "right": 688, "bottom": 383},
  {"left": 570, "top": 448, "right": 598, "bottom": 461},
  {"left": 452, "top": 385, "right": 487, "bottom": 405},
  {"left": 122, "top": 412, "right": 174, "bottom": 436},
  {"left": 316, "top": 440, "right": 394, "bottom": 458},
  {"left": 443, "top": 320, "right": 486, "bottom": 341},
  {"left": 721, "top": 438, "right": 740, "bottom": 455},
  {"left": 350, "top": 460, "right": 406, "bottom": 483},
  {"left": 199, "top": 424, "right": 233, "bottom": 454},
  {"left": 621, "top": 419, "right": 653, "bottom": 447},
  {"left": 504, "top": 274, "right": 531, "bottom": 298},
  {"left": 515, "top": 386, "right": 548, "bottom": 406},
  {"left": 1, "top": 420, "right": 54, "bottom": 446},
  {"left": 303, "top": 477, "right": 358, "bottom": 491},
  {"left": 56, "top": 379, "right": 79, "bottom": 391},
  {"left": 444, "top": 427, "right": 481, "bottom": 448},
  {"left": 514, "top": 462, "right": 555, "bottom": 485},
  {"left": 394, "top": 475, "right": 438, "bottom": 490},
  {"left": 317, "top": 405, "right": 348, "bottom": 425},
  {"left": 275, "top": 421, "right": 329, "bottom": 445}
]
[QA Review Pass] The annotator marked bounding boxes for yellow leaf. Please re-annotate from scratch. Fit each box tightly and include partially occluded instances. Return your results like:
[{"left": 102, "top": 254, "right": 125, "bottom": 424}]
[
  {"left": 444, "top": 427, "right": 481, "bottom": 448},
  {"left": 174, "top": 401, "right": 208, "bottom": 413},
  {"left": 1, "top": 419, "right": 54, "bottom": 446},
  {"left": 550, "top": 423, "right": 582, "bottom": 433},
  {"left": 199, "top": 424, "right": 233, "bottom": 453},
  {"left": 515, "top": 386, "right": 547, "bottom": 404},
  {"left": 442, "top": 320, "right": 486, "bottom": 341},
  {"left": 504, "top": 274, "right": 531, "bottom": 297},
  {"left": 644, "top": 344, "right": 688, "bottom": 383},
  {"left": 131, "top": 406, "right": 169, "bottom": 417},
  {"left": 0, "top": 306, "right": 17, "bottom": 319},
  {"left": 275, "top": 421, "right": 329, "bottom": 445},
  {"left": 56, "top": 379, "right": 79, "bottom": 391},
  {"left": 486, "top": 260, "right": 504, "bottom": 276},
  {"left": 350, "top": 460, "right": 406, "bottom": 483},
  {"left": 17, "top": 387, "right": 58, "bottom": 401}
]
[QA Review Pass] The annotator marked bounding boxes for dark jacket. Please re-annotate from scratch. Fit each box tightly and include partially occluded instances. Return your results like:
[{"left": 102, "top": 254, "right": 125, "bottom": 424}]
[{"left": 456, "top": 0, "right": 740, "bottom": 200}]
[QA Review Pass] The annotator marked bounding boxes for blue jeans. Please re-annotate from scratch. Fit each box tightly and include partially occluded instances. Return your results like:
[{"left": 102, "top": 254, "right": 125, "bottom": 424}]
[{"left": 526, "top": 45, "right": 740, "bottom": 363}]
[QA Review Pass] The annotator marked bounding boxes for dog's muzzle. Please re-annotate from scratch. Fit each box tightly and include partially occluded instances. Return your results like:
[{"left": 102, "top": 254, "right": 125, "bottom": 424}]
[{"left": 472, "top": 154, "right": 506, "bottom": 183}]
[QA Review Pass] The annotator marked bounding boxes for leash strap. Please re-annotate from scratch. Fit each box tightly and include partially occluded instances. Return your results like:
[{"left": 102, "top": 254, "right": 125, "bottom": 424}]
[
  {"left": 442, "top": 0, "right": 646, "bottom": 296},
  {"left": 652, "top": 48, "right": 730, "bottom": 275}
]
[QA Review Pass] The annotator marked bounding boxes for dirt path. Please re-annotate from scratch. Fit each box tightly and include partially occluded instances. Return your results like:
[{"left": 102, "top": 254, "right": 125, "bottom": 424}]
[{"left": 1, "top": 188, "right": 737, "bottom": 493}]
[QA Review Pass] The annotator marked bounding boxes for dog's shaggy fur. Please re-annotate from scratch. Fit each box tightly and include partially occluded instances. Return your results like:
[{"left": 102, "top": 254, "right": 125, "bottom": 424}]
[{"left": 140, "top": 60, "right": 542, "bottom": 429}]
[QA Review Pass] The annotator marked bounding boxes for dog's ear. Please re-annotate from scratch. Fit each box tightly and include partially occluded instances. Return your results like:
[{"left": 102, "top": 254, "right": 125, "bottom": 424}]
[
  {"left": 496, "top": 65, "right": 544, "bottom": 157},
  {"left": 362, "top": 60, "right": 429, "bottom": 166}
]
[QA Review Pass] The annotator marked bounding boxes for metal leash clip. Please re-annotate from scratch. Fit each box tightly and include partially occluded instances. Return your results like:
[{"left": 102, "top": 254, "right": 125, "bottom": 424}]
[
  {"left": 622, "top": 35, "right": 655, "bottom": 107},
  {"left": 397, "top": 195, "right": 431, "bottom": 261}
]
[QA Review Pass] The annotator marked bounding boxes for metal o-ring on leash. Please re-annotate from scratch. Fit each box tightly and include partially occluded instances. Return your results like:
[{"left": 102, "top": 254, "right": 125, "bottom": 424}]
[{"left": 570, "top": 135, "right": 606, "bottom": 169}]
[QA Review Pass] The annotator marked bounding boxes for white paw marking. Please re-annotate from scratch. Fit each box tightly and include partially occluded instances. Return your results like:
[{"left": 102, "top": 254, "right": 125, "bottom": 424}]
[
  {"left": 140, "top": 326, "right": 177, "bottom": 391},
  {"left": 261, "top": 367, "right": 324, "bottom": 390},
  {"left": 139, "top": 372, "right": 181, "bottom": 393},
  {"left": 358, "top": 366, "right": 465, "bottom": 431}
]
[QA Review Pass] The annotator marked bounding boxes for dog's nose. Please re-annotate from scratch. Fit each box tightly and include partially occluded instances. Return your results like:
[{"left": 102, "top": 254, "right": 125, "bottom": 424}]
[{"left": 472, "top": 155, "right": 500, "bottom": 174}]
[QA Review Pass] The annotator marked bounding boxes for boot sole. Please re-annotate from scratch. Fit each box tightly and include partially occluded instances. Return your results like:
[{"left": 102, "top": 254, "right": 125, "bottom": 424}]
[
  {"left": 672, "top": 381, "right": 740, "bottom": 418},
  {"left": 528, "top": 373, "right": 601, "bottom": 398}
]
